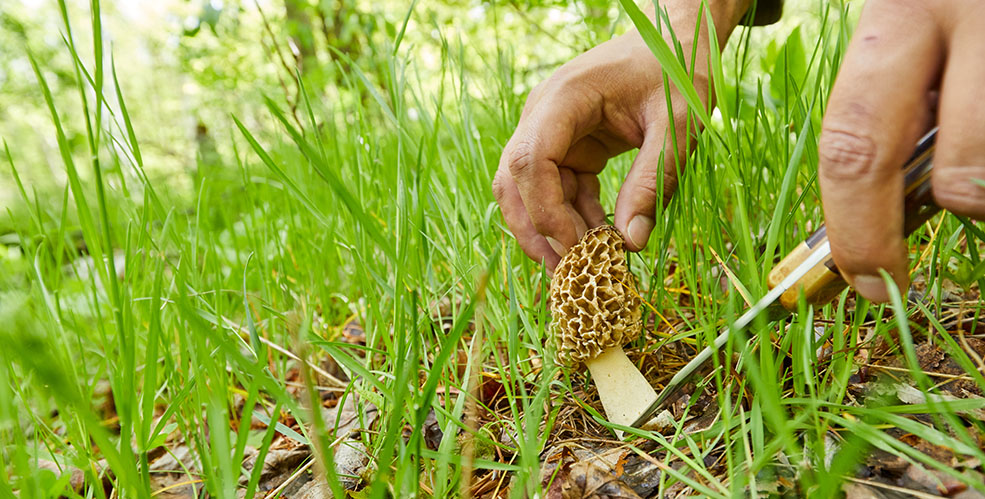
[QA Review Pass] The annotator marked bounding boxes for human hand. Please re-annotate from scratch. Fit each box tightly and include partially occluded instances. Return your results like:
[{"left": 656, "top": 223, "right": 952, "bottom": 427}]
[
  {"left": 493, "top": 1, "right": 750, "bottom": 269},
  {"left": 818, "top": 0, "right": 985, "bottom": 302}
]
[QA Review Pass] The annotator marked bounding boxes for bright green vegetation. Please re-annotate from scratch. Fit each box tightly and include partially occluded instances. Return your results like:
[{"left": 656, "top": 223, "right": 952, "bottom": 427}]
[{"left": 2, "top": 0, "right": 984, "bottom": 497}]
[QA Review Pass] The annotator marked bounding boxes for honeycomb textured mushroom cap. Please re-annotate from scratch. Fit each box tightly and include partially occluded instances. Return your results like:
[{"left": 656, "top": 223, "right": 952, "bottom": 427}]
[{"left": 550, "top": 225, "right": 642, "bottom": 366}]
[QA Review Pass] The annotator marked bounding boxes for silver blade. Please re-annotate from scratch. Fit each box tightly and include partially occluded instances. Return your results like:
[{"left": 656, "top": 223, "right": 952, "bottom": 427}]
[{"left": 630, "top": 240, "right": 833, "bottom": 428}]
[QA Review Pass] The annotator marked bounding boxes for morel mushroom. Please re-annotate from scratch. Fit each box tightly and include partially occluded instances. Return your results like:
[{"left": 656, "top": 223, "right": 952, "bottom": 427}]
[{"left": 550, "top": 225, "right": 657, "bottom": 431}]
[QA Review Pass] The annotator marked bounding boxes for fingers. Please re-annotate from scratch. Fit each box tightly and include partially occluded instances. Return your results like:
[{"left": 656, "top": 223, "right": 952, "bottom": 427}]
[
  {"left": 573, "top": 173, "right": 606, "bottom": 229},
  {"left": 613, "top": 128, "right": 680, "bottom": 251},
  {"left": 933, "top": 11, "right": 985, "bottom": 219},
  {"left": 818, "top": 0, "right": 944, "bottom": 302},
  {"left": 492, "top": 165, "right": 603, "bottom": 270},
  {"left": 558, "top": 168, "right": 590, "bottom": 237},
  {"left": 492, "top": 169, "right": 563, "bottom": 269},
  {"left": 561, "top": 138, "right": 609, "bottom": 229},
  {"left": 499, "top": 89, "right": 600, "bottom": 256}
]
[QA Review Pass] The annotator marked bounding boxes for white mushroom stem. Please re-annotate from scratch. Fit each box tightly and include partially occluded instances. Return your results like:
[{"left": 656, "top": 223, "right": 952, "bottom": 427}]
[{"left": 585, "top": 345, "right": 658, "bottom": 436}]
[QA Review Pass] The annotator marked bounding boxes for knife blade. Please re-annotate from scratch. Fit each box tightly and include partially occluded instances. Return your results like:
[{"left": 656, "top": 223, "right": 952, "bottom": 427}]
[
  {"left": 630, "top": 240, "right": 830, "bottom": 427},
  {"left": 630, "top": 127, "right": 939, "bottom": 428}
]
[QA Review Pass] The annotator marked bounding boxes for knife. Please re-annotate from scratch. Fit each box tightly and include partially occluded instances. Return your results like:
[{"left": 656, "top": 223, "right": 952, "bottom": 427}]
[{"left": 630, "top": 127, "right": 939, "bottom": 428}]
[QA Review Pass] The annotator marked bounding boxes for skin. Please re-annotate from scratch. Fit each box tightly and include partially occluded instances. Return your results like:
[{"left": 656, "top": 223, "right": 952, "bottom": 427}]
[
  {"left": 819, "top": 0, "right": 985, "bottom": 302},
  {"left": 494, "top": 0, "right": 985, "bottom": 303},
  {"left": 492, "top": 0, "right": 752, "bottom": 269}
]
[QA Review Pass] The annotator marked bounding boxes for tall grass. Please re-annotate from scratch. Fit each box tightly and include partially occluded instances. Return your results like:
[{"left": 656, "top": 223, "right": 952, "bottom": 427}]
[{"left": 1, "top": 0, "right": 983, "bottom": 497}]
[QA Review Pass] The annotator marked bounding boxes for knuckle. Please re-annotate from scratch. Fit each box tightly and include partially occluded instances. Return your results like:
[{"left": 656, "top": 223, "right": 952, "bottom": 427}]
[
  {"left": 932, "top": 174, "right": 966, "bottom": 201},
  {"left": 506, "top": 140, "right": 539, "bottom": 179},
  {"left": 548, "top": 64, "right": 580, "bottom": 88},
  {"left": 932, "top": 167, "right": 985, "bottom": 216},
  {"left": 818, "top": 129, "right": 878, "bottom": 180},
  {"left": 555, "top": 72, "right": 583, "bottom": 94},
  {"left": 632, "top": 168, "right": 660, "bottom": 201},
  {"left": 491, "top": 171, "right": 510, "bottom": 201},
  {"left": 932, "top": 191, "right": 965, "bottom": 214}
]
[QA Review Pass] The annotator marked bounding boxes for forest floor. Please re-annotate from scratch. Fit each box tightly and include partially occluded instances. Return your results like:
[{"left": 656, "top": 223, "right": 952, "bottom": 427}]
[{"left": 40, "top": 279, "right": 985, "bottom": 498}]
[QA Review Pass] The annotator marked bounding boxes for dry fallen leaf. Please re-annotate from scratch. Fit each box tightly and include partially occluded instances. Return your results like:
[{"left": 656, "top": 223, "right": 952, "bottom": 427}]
[
  {"left": 553, "top": 460, "right": 642, "bottom": 499},
  {"left": 541, "top": 443, "right": 661, "bottom": 499}
]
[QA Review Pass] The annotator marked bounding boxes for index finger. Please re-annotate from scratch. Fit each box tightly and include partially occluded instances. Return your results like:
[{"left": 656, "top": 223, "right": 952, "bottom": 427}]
[{"left": 818, "top": 0, "right": 942, "bottom": 302}]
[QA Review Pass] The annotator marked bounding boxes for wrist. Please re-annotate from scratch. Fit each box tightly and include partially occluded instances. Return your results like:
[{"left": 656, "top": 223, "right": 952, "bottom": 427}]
[
  {"left": 712, "top": 0, "right": 756, "bottom": 35},
  {"left": 642, "top": 0, "right": 753, "bottom": 46}
]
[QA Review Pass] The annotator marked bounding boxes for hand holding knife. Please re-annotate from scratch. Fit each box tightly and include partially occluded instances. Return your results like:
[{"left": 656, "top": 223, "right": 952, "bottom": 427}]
[{"left": 629, "top": 127, "right": 939, "bottom": 429}]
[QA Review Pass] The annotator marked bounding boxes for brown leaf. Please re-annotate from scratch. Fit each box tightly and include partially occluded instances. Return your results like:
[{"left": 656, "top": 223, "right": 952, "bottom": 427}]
[
  {"left": 545, "top": 458, "right": 573, "bottom": 499},
  {"left": 614, "top": 451, "right": 663, "bottom": 497},
  {"left": 902, "top": 463, "right": 968, "bottom": 496},
  {"left": 342, "top": 319, "right": 366, "bottom": 346},
  {"left": 478, "top": 372, "right": 507, "bottom": 408},
  {"left": 541, "top": 444, "right": 645, "bottom": 499},
  {"left": 560, "top": 460, "right": 642, "bottom": 499},
  {"left": 864, "top": 447, "right": 911, "bottom": 478},
  {"left": 613, "top": 452, "right": 628, "bottom": 477},
  {"left": 239, "top": 447, "right": 310, "bottom": 491},
  {"left": 543, "top": 446, "right": 576, "bottom": 499},
  {"left": 894, "top": 341, "right": 985, "bottom": 398}
]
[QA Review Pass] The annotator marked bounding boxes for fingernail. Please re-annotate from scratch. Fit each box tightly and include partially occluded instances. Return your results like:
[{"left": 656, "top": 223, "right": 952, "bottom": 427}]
[
  {"left": 851, "top": 274, "right": 890, "bottom": 303},
  {"left": 546, "top": 237, "right": 567, "bottom": 256},
  {"left": 627, "top": 216, "right": 655, "bottom": 250}
]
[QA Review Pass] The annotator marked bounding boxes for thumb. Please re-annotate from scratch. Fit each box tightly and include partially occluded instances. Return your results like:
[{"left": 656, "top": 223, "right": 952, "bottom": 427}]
[{"left": 614, "top": 132, "right": 680, "bottom": 252}]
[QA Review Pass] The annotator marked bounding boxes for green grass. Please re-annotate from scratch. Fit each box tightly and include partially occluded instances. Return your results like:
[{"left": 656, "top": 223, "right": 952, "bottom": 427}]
[{"left": 1, "top": 0, "right": 984, "bottom": 497}]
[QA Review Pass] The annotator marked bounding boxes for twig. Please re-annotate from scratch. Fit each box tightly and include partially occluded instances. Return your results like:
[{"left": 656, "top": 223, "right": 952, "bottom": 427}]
[
  {"left": 220, "top": 313, "right": 348, "bottom": 388},
  {"left": 266, "top": 457, "right": 316, "bottom": 497},
  {"left": 150, "top": 479, "right": 204, "bottom": 496},
  {"left": 864, "top": 364, "right": 977, "bottom": 383}
]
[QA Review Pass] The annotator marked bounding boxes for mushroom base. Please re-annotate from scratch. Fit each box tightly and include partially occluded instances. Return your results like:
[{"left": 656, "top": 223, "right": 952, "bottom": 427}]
[{"left": 585, "top": 345, "right": 658, "bottom": 435}]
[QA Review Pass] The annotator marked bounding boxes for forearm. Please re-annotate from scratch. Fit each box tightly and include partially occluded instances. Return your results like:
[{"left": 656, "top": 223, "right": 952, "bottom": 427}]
[{"left": 615, "top": 0, "right": 751, "bottom": 101}]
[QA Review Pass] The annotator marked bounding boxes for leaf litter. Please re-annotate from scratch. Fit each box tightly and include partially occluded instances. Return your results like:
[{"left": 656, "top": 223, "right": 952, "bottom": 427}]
[{"left": 26, "top": 279, "right": 985, "bottom": 497}]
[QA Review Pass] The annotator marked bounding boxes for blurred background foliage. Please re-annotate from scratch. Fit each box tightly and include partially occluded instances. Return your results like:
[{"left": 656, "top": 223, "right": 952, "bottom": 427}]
[
  {"left": 0, "top": 0, "right": 625, "bottom": 228},
  {"left": 0, "top": 0, "right": 829, "bottom": 232}
]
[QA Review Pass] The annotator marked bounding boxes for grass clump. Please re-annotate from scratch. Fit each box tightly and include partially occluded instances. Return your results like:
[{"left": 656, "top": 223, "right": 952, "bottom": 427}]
[{"left": 0, "top": 0, "right": 983, "bottom": 497}]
